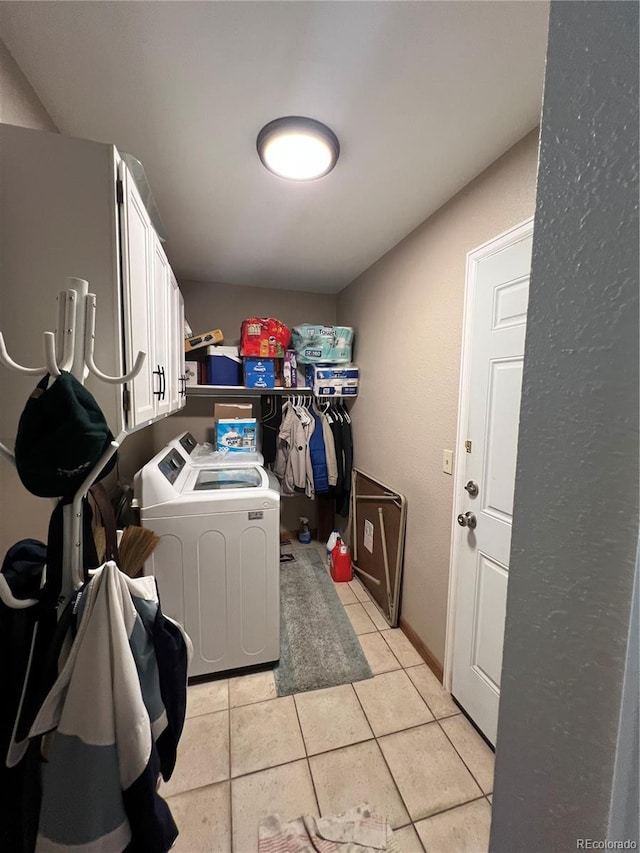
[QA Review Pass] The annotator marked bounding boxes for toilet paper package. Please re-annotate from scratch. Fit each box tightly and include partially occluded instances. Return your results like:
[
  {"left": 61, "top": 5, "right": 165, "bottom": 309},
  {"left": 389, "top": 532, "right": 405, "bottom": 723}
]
[{"left": 291, "top": 325, "right": 354, "bottom": 364}]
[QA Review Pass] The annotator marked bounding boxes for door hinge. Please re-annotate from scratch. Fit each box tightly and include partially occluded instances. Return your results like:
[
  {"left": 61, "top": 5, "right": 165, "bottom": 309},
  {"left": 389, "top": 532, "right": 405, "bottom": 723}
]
[
  {"left": 116, "top": 178, "right": 124, "bottom": 205},
  {"left": 123, "top": 387, "right": 130, "bottom": 412},
  {"left": 465, "top": 440, "right": 472, "bottom": 453}
]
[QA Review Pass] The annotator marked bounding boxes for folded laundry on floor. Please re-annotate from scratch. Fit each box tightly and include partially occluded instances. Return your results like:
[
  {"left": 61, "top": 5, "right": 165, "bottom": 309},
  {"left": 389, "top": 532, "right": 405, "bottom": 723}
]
[{"left": 258, "top": 803, "right": 401, "bottom": 853}]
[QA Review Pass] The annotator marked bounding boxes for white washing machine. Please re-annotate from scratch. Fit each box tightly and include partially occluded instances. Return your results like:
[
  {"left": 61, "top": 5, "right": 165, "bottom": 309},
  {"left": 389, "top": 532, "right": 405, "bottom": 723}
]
[{"left": 135, "top": 444, "right": 280, "bottom": 678}]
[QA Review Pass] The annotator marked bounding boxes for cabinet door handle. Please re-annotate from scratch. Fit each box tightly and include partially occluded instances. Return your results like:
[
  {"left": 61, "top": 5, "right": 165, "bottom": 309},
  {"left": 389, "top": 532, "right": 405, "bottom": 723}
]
[
  {"left": 153, "top": 365, "right": 163, "bottom": 397},
  {"left": 160, "top": 366, "right": 166, "bottom": 400}
]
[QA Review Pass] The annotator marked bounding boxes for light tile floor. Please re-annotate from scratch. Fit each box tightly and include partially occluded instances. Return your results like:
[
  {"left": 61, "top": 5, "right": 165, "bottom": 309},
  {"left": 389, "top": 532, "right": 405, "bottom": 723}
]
[{"left": 165, "top": 542, "right": 494, "bottom": 852}]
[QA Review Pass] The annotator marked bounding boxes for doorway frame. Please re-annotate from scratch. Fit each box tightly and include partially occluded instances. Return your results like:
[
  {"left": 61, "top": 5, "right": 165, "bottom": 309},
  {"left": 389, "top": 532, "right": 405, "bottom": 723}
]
[{"left": 443, "top": 215, "right": 534, "bottom": 691}]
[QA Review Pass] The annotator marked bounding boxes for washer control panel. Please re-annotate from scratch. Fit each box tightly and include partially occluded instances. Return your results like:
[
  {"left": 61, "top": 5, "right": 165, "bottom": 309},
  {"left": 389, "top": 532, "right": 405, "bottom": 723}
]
[{"left": 158, "top": 449, "right": 186, "bottom": 485}]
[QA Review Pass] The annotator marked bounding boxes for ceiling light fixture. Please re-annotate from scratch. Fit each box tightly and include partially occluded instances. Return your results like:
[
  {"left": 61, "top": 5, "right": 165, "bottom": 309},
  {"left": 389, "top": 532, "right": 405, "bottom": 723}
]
[{"left": 257, "top": 116, "right": 340, "bottom": 181}]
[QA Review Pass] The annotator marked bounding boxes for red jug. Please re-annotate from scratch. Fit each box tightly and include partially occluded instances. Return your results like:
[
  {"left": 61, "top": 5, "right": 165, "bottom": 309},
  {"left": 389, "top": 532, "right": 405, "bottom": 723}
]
[{"left": 331, "top": 538, "right": 353, "bottom": 583}]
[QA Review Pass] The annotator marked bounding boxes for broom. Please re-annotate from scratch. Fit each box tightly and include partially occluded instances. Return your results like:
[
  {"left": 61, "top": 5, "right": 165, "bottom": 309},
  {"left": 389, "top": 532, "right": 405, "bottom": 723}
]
[
  {"left": 118, "top": 525, "right": 161, "bottom": 579},
  {"left": 92, "top": 523, "right": 160, "bottom": 578}
]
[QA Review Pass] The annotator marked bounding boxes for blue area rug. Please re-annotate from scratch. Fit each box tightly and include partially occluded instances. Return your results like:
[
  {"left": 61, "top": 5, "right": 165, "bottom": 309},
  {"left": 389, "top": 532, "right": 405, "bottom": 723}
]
[{"left": 275, "top": 547, "right": 373, "bottom": 696}]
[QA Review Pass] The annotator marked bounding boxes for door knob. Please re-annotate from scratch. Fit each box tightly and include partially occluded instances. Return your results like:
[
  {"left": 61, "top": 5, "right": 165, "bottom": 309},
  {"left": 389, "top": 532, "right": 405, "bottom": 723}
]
[{"left": 457, "top": 511, "right": 477, "bottom": 530}]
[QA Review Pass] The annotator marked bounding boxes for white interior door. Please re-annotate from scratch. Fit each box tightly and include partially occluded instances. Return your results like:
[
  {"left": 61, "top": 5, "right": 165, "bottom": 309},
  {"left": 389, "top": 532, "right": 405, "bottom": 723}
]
[{"left": 451, "top": 220, "right": 533, "bottom": 745}]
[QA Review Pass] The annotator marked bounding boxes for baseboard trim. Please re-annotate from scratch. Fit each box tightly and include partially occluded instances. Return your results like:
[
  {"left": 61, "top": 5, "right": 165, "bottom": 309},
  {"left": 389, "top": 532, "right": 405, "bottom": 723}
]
[{"left": 399, "top": 617, "right": 444, "bottom": 683}]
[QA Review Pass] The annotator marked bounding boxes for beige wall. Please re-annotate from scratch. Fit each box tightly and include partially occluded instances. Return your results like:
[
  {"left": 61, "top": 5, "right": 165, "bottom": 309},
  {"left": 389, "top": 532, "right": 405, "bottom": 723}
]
[
  {"left": 0, "top": 39, "right": 58, "bottom": 552},
  {"left": 337, "top": 129, "right": 540, "bottom": 666},
  {"left": 148, "top": 280, "right": 338, "bottom": 532},
  {"left": 0, "top": 38, "right": 56, "bottom": 131},
  {"left": 178, "top": 280, "right": 337, "bottom": 348}
]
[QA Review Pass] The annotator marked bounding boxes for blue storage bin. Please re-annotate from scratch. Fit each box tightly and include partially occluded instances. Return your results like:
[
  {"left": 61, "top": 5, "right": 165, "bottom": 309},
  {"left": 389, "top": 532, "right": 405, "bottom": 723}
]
[{"left": 206, "top": 347, "right": 242, "bottom": 385}]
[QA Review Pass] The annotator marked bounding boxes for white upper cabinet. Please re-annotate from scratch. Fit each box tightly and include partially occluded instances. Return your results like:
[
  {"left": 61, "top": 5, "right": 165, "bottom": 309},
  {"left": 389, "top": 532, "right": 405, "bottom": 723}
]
[
  {"left": 150, "top": 232, "right": 172, "bottom": 419},
  {"left": 120, "top": 164, "right": 157, "bottom": 428},
  {"left": 0, "top": 124, "right": 185, "bottom": 439},
  {"left": 169, "top": 270, "right": 187, "bottom": 412}
]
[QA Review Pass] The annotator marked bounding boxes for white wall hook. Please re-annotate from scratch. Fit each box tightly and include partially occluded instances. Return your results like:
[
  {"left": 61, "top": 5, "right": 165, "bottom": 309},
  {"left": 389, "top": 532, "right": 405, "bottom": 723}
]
[
  {"left": 0, "top": 332, "right": 49, "bottom": 376},
  {"left": 57, "top": 288, "right": 78, "bottom": 372},
  {"left": 0, "top": 574, "right": 39, "bottom": 609},
  {"left": 84, "top": 294, "right": 146, "bottom": 384},
  {"left": 2, "top": 276, "right": 140, "bottom": 614},
  {"left": 0, "top": 441, "right": 16, "bottom": 464},
  {"left": 43, "top": 332, "right": 61, "bottom": 377}
]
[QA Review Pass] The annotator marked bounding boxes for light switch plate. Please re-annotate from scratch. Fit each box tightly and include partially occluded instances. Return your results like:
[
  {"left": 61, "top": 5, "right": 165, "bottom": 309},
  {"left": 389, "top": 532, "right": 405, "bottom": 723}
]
[{"left": 442, "top": 449, "right": 454, "bottom": 475}]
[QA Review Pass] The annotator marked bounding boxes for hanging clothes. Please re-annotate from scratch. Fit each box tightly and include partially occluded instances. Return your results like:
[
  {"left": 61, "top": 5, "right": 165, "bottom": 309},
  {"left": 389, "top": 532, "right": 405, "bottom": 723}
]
[
  {"left": 260, "top": 395, "right": 284, "bottom": 465},
  {"left": 27, "top": 562, "right": 192, "bottom": 853},
  {"left": 308, "top": 405, "right": 329, "bottom": 494},
  {"left": 274, "top": 400, "right": 315, "bottom": 498},
  {"left": 0, "top": 539, "right": 52, "bottom": 853},
  {"left": 324, "top": 403, "right": 353, "bottom": 517},
  {"left": 314, "top": 402, "right": 338, "bottom": 488}
]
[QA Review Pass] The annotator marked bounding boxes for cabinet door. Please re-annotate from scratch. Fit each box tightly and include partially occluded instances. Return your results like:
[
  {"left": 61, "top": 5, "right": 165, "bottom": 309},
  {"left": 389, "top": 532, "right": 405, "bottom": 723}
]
[
  {"left": 151, "top": 236, "right": 171, "bottom": 417},
  {"left": 169, "top": 271, "right": 186, "bottom": 411},
  {"left": 120, "top": 166, "right": 156, "bottom": 428}
]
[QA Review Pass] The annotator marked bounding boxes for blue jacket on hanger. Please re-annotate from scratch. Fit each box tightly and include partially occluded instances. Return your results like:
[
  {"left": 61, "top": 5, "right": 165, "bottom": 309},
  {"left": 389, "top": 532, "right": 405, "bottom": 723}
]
[{"left": 308, "top": 406, "right": 329, "bottom": 495}]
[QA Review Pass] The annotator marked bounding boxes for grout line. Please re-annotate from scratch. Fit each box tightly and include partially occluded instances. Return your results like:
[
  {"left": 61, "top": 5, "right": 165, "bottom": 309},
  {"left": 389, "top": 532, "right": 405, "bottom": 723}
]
[
  {"left": 290, "top": 691, "right": 322, "bottom": 818},
  {"left": 413, "top": 793, "right": 489, "bottom": 824},
  {"left": 349, "top": 683, "right": 414, "bottom": 827},
  {"left": 403, "top": 668, "right": 461, "bottom": 723},
  {"left": 349, "top": 685, "right": 489, "bottom": 826},
  {"left": 378, "top": 629, "right": 423, "bottom": 670},
  {"left": 305, "top": 755, "right": 322, "bottom": 818},
  {"left": 434, "top": 716, "right": 490, "bottom": 797},
  {"left": 291, "top": 693, "right": 310, "bottom": 758},
  {"left": 352, "top": 673, "right": 432, "bottom": 736},
  {"left": 396, "top": 823, "right": 427, "bottom": 853},
  {"left": 409, "top": 822, "right": 427, "bottom": 853},
  {"left": 228, "top": 686, "right": 234, "bottom": 847}
]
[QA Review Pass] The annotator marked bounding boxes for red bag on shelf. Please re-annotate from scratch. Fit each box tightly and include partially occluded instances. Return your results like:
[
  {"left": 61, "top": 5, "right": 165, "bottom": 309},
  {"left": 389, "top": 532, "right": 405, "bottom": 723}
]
[{"left": 240, "top": 318, "right": 291, "bottom": 358}]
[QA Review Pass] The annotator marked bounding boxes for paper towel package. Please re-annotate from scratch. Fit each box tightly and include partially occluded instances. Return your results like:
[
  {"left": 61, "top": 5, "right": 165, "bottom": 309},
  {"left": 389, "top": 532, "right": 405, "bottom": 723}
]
[
  {"left": 305, "top": 364, "right": 359, "bottom": 396},
  {"left": 216, "top": 419, "right": 257, "bottom": 452}
]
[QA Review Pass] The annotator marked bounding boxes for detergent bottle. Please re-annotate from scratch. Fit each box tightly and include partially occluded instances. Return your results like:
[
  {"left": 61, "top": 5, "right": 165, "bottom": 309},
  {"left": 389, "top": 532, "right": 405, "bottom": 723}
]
[
  {"left": 298, "top": 517, "right": 312, "bottom": 544},
  {"left": 326, "top": 529, "right": 340, "bottom": 568},
  {"left": 331, "top": 537, "right": 353, "bottom": 583}
]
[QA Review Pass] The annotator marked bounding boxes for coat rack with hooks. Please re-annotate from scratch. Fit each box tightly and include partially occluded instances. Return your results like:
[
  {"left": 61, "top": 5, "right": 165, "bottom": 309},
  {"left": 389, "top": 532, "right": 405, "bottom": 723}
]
[{"left": 0, "top": 276, "right": 146, "bottom": 610}]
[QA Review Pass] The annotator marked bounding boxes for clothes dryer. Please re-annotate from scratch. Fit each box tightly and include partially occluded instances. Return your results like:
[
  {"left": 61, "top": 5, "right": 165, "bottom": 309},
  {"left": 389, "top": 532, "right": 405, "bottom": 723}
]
[{"left": 135, "top": 445, "right": 280, "bottom": 678}]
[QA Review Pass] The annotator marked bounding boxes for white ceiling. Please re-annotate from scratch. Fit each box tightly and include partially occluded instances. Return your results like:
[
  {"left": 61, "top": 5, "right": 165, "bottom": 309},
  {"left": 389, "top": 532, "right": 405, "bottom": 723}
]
[{"left": 0, "top": 1, "right": 549, "bottom": 293}]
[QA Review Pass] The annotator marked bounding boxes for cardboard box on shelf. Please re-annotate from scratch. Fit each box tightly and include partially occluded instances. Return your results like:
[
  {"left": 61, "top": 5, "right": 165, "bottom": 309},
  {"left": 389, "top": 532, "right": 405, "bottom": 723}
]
[
  {"left": 244, "top": 357, "right": 276, "bottom": 389},
  {"left": 185, "top": 329, "right": 224, "bottom": 352},
  {"left": 216, "top": 418, "right": 257, "bottom": 453},
  {"left": 305, "top": 364, "right": 359, "bottom": 396},
  {"left": 281, "top": 350, "right": 298, "bottom": 388},
  {"left": 214, "top": 403, "right": 253, "bottom": 421}
]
